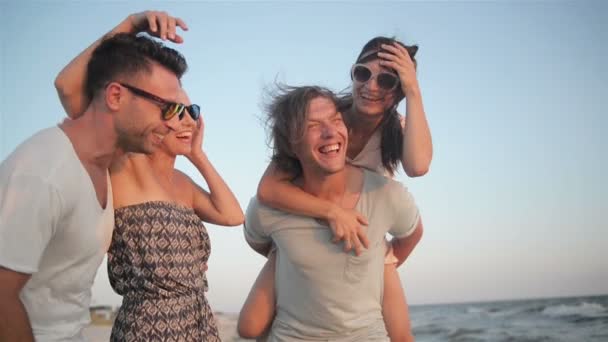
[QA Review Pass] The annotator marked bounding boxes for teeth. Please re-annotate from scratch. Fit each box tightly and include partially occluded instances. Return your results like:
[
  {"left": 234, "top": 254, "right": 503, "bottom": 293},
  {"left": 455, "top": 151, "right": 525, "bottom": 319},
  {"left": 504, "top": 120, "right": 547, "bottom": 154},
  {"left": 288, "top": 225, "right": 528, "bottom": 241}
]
[
  {"left": 361, "top": 94, "right": 381, "bottom": 101},
  {"left": 176, "top": 132, "right": 192, "bottom": 138},
  {"left": 153, "top": 133, "right": 165, "bottom": 142},
  {"left": 320, "top": 144, "right": 340, "bottom": 153}
]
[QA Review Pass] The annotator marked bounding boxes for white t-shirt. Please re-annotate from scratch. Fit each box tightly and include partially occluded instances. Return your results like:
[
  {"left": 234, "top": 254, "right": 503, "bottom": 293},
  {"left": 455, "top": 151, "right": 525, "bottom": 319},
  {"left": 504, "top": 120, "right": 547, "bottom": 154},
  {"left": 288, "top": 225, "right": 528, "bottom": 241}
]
[{"left": 0, "top": 126, "right": 114, "bottom": 341}]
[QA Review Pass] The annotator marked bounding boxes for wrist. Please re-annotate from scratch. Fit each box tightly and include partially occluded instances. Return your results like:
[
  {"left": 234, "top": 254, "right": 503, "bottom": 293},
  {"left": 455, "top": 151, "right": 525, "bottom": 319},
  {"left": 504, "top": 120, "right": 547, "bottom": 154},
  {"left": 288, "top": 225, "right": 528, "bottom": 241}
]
[
  {"left": 325, "top": 203, "right": 340, "bottom": 221},
  {"left": 113, "top": 17, "right": 137, "bottom": 35},
  {"left": 187, "top": 150, "right": 207, "bottom": 163},
  {"left": 403, "top": 85, "right": 421, "bottom": 99}
]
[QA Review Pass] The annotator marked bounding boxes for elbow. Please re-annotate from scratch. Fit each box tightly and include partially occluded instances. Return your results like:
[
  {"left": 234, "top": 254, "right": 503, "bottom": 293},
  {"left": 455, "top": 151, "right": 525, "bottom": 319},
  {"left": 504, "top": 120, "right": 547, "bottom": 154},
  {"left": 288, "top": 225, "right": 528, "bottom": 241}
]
[
  {"left": 257, "top": 181, "right": 273, "bottom": 206},
  {"left": 403, "top": 162, "right": 430, "bottom": 178},
  {"left": 225, "top": 212, "right": 245, "bottom": 227},
  {"left": 54, "top": 71, "right": 70, "bottom": 97},
  {"left": 237, "top": 315, "right": 266, "bottom": 339},
  {"left": 405, "top": 167, "right": 428, "bottom": 178}
]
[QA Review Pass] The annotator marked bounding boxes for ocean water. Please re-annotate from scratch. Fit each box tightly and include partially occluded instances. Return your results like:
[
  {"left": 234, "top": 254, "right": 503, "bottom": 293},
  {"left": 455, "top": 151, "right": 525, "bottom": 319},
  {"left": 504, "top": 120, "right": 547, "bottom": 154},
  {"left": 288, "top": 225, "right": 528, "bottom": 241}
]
[{"left": 410, "top": 295, "right": 608, "bottom": 341}]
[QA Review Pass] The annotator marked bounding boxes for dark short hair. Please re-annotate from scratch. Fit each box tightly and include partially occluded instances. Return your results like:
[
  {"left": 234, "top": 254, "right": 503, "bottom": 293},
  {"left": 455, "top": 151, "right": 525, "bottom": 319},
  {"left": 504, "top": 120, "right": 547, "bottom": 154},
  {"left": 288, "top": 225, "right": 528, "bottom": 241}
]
[
  {"left": 85, "top": 33, "right": 188, "bottom": 101},
  {"left": 265, "top": 85, "right": 339, "bottom": 177},
  {"left": 341, "top": 36, "right": 419, "bottom": 176}
]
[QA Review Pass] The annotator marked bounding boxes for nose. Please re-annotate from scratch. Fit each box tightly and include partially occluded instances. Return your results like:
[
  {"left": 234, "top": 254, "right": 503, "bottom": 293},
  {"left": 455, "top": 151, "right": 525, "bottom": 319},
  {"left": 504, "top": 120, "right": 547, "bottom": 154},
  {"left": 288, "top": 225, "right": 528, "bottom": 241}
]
[
  {"left": 320, "top": 122, "right": 337, "bottom": 139},
  {"left": 164, "top": 112, "right": 182, "bottom": 131},
  {"left": 181, "top": 109, "right": 197, "bottom": 128},
  {"left": 365, "top": 75, "right": 381, "bottom": 92}
]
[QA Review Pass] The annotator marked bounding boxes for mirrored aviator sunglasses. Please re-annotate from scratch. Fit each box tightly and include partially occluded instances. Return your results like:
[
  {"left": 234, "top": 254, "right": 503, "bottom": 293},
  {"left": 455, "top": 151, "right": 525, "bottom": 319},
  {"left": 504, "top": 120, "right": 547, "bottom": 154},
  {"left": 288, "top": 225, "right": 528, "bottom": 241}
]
[
  {"left": 162, "top": 103, "right": 201, "bottom": 121},
  {"left": 350, "top": 64, "right": 399, "bottom": 91}
]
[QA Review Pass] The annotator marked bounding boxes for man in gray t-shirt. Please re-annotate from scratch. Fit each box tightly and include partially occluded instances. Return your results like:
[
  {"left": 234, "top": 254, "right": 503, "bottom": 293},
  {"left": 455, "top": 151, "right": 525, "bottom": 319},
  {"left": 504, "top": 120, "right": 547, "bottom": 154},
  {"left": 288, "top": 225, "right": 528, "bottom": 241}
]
[{"left": 244, "top": 86, "right": 422, "bottom": 341}]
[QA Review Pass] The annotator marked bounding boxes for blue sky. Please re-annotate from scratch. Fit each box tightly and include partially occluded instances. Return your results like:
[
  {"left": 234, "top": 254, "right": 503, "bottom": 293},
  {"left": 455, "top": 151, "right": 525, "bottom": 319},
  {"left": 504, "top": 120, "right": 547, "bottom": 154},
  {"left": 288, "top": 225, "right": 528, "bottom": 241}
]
[{"left": 1, "top": 1, "right": 606, "bottom": 313}]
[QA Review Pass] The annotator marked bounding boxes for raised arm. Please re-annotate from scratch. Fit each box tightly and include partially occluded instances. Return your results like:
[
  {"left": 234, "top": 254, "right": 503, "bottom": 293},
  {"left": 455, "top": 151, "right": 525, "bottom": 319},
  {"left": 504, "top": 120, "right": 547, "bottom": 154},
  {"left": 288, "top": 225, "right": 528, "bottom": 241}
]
[
  {"left": 258, "top": 163, "right": 370, "bottom": 255},
  {"left": 379, "top": 43, "right": 433, "bottom": 177},
  {"left": 54, "top": 11, "right": 188, "bottom": 118},
  {"left": 184, "top": 117, "right": 244, "bottom": 227}
]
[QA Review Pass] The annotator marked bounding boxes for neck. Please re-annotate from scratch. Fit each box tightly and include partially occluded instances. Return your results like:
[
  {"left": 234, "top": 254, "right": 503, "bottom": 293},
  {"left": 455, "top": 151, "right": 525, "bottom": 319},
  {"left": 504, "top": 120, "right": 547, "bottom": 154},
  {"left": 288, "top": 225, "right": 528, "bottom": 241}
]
[
  {"left": 300, "top": 166, "right": 351, "bottom": 204},
  {"left": 346, "top": 105, "right": 383, "bottom": 138},
  {"left": 59, "top": 107, "right": 117, "bottom": 170},
  {"left": 147, "top": 149, "right": 177, "bottom": 180}
]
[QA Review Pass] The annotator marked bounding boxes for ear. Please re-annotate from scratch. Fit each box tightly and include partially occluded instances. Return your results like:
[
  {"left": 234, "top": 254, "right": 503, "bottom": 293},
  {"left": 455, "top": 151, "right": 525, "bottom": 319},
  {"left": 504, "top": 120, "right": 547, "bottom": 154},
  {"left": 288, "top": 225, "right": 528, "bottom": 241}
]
[{"left": 104, "top": 82, "right": 123, "bottom": 112}]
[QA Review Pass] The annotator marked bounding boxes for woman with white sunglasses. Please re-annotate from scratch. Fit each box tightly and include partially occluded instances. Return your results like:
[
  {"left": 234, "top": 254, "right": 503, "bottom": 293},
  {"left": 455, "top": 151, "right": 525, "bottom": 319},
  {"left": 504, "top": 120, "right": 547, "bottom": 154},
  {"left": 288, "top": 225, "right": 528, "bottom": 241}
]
[{"left": 239, "top": 37, "right": 432, "bottom": 341}]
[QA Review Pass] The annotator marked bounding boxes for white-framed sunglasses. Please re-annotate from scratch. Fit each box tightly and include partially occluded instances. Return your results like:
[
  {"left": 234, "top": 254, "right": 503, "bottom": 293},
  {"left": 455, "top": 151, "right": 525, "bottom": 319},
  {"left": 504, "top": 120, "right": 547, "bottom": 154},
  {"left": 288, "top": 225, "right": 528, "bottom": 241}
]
[{"left": 350, "top": 64, "right": 400, "bottom": 92}]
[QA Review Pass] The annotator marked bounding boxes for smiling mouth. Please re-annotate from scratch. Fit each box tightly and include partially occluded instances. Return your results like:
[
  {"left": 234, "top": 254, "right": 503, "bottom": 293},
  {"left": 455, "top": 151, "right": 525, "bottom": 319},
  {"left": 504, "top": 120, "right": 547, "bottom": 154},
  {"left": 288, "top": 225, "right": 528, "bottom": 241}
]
[
  {"left": 318, "top": 143, "right": 342, "bottom": 155},
  {"left": 360, "top": 93, "right": 384, "bottom": 102},
  {"left": 176, "top": 132, "right": 192, "bottom": 141}
]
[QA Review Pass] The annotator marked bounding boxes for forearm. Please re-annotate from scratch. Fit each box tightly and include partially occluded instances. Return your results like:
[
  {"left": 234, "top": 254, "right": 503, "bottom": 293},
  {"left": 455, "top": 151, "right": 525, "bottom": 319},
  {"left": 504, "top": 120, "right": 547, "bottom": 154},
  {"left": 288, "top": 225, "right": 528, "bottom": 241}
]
[
  {"left": 258, "top": 167, "right": 336, "bottom": 220},
  {"left": 0, "top": 296, "right": 35, "bottom": 342},
  {"left": 391, "top": 222, "right": 423, "bottom": 267},
  {"left": 401, "top": 88, "right": 433, "bottom": 177},
  {"left": 189, "top": 152, "right": 244, "bottom": 225},
  {"left": 54, "top": 16, "right": 135, "bottom": 118}
]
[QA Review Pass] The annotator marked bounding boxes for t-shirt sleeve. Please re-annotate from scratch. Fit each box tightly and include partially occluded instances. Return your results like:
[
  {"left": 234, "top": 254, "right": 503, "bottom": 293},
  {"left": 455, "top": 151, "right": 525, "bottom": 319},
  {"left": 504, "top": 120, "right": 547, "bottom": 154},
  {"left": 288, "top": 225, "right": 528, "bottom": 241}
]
[
  {"left": 388, "top": 181, "right": 420, "bottom": 239},
  {"left": 243, "top": 198, "right": 272, "bottom": 248},
  {"left": 0, "top": 174, "right": 61, "bottom": 274}
]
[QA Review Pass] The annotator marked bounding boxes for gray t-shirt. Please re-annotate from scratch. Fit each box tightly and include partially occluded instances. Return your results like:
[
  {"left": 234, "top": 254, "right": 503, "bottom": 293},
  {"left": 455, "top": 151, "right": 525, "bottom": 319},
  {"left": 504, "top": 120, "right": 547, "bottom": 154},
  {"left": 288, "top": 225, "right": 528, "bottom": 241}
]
[{"left": 245, "top": 169, "right": 420, "bottom": 341}]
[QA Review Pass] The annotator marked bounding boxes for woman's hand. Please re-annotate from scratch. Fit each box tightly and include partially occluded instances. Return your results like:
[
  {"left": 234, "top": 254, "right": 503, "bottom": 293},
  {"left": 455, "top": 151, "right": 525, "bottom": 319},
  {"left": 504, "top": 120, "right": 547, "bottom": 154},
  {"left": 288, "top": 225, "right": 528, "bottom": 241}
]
[
  {"left": 185, "top": 115, "right": 205, "bottom": 161},
  {"left": 123, "top": 11, "right": 188, "bottom": 43},
  {"left": 327, "top": 205, "right": 370, "bottom": 256},
  {"left": 378, "top": 43, "right": 420, "bottom": 97}
]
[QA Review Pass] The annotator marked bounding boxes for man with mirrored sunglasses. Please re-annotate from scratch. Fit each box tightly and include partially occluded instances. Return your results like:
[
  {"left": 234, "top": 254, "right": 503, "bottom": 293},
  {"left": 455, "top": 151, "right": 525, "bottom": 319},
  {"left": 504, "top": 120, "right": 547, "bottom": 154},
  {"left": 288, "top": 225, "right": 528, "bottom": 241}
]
[
  {"left": 0, "top": 29, "right": 187, "bottom": 341},
  {"left": 119, "top": 82, "right": 201, "bottom": 121}
]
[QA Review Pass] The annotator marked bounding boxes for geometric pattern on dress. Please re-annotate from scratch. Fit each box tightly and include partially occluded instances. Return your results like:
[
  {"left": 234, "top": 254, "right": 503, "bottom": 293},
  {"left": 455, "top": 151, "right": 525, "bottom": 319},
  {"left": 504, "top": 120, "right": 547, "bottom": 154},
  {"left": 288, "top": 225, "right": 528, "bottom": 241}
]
[{"left": 108, "top": 201, "right": 221, "bottom": 341}]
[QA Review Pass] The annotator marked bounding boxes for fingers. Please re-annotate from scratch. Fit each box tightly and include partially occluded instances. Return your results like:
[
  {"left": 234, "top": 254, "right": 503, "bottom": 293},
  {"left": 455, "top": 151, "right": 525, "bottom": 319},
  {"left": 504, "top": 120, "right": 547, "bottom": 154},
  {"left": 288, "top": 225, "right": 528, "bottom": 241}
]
[
  {"left": 381, "top": 43, "right": 412, "bottom": 62},
  {"left": 157, "top": 12, "right": 168, "bottom": 40},
  {"left": 141, "top": 11, "right": 188, "bottom": 44},
  {"left": 378, "top": 59, "right": 403, "bottom": 72},
  {"left": 356, "top": 214, "right": 369, "bottom": 226},
  {"left": 167, "top": 16, "right": 176, "bottom": 40},
  {"left": 343, "top": 237, "right": 353, "bottom": 254},
  {"left": 176, "top": 17, "right": 189, "bottom": 31},
  {"left": 357, "top": 227, "right": 370, "bottom": 249},
  {"left": 332, "top": 228, "right": 345, "bottom": 243},
  {"left": 352, "top": 235, "right": 363, "bottom": 256},
  {"left": 146, "top": 12, "right": 157, "bottom": 33}
]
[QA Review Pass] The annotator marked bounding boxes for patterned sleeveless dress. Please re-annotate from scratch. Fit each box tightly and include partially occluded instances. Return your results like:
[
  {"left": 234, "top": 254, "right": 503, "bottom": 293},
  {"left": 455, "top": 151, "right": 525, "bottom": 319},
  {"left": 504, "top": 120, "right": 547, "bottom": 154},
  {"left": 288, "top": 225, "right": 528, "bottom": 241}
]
[{"left": 107, "top": 201, "right": 221, "bottom": 341}]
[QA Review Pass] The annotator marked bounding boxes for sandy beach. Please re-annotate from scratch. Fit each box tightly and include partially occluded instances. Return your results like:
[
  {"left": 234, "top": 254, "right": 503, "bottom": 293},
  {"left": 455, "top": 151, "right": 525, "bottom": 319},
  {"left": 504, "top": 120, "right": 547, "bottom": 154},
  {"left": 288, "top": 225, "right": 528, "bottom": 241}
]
[{"left": 83, "top": 312, "right": 251, "bottom": 342}]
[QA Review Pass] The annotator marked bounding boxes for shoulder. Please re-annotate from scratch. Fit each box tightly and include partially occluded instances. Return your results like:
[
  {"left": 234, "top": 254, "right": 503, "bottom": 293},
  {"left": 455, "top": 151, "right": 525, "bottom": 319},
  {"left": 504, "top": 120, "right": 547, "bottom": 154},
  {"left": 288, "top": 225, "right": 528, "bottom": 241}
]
[
  {"left": 1, "top": 127, "right": 73, "bottom": 184},
  {"left": 362, "top": 170, "right": 410, "bottom": 204},
  {"left": 173, "top": 169, "right": 196, "bottom": 193},
  {"left": 245, "top": 197, "right": 295, "bottom": 230}
]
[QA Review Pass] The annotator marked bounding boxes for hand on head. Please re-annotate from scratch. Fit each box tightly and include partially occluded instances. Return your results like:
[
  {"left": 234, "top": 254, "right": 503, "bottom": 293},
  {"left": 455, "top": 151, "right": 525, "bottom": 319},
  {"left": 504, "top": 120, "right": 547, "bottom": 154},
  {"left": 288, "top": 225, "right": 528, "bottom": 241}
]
[
  {"left": 126, "top": 10, "right": 189, "bottom": 43},
  {"left": 377, "top": 42, "right": 419, "bottom": 97}
]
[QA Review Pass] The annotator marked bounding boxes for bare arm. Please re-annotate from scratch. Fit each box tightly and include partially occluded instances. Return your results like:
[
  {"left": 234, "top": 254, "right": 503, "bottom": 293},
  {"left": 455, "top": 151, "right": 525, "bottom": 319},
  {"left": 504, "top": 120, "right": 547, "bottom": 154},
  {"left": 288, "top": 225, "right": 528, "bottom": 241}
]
[
  {"left": 0, "top": 267, "right": 34, "bottom": 342},
  {"left": 391, "top": 218, "right": 423, "bottom": 267},
  {"left": 238, "top": 252, "right": 276, "bottom": 339},
  {"left": 379, "top": 43, "right": 433, "bottom": 177},
  {"left": 185, "top": 153, "right": 244, "bottom": 226},
  {"left": 54, "top": 11, "right": 188, "bottom": 118},
  {"left": 258, "top": 163, "right": 370, "bottom": 255},
  {"left": 401, "top": 89, "right": 433, "bottom": 177},
  {"left": 185, "top": 117, "right": 244, "bottom": 226}
]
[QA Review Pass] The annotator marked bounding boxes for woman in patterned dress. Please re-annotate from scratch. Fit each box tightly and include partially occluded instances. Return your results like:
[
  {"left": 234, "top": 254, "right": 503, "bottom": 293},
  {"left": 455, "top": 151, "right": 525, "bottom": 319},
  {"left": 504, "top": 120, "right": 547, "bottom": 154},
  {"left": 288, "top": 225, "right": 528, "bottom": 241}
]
[{"left": 54, "top": 11, "right": 244, "bottom": 341}]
